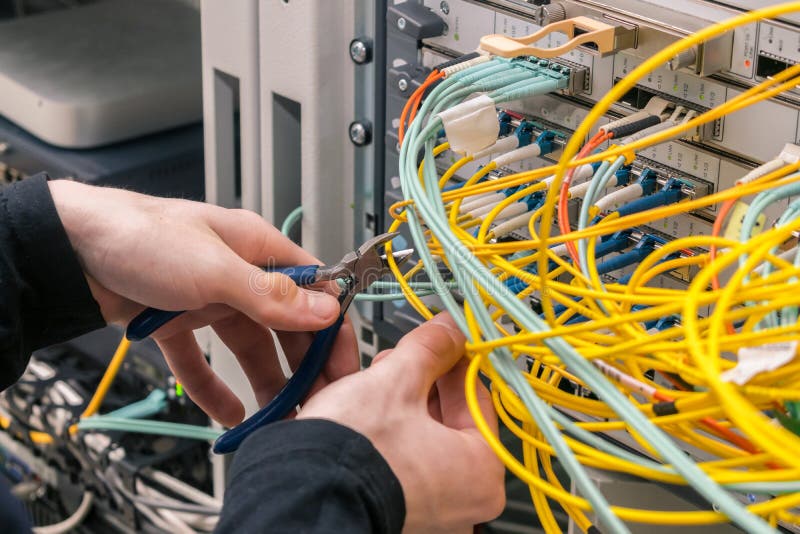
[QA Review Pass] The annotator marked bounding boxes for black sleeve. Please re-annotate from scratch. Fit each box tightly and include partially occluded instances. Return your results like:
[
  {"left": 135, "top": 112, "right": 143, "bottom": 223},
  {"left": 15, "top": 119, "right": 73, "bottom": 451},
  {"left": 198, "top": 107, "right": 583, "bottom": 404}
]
[
  {"left": 0, "top": 174, "right": 105, "bottom": 390},
  {"left": 215, "top": 419, "right": 406, "bottom": 533}
]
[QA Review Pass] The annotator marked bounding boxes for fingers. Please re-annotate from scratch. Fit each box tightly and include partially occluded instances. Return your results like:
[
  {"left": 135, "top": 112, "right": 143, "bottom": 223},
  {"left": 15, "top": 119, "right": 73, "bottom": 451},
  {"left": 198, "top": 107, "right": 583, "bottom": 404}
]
[
  {"left": 427, "top": 385, "right": 442, "bottom": 422},
  {"left": 275, "top": 318, "right": 358, "bottom": 400},
  {"left": 437, "top": 357, "right": 496, "bottom": 434},
  {"left": 321, "top": 317, "right": 359, "bottom": 383},
  {"left": 386, "top": 312, "right": 466, "bottom": 397},
  {"left": 202, "top": 207, "right": 317, "bottom": 266},
  {"left": 211, "top": 313, "right": 285, "bottom": 407},
  {"left": 193, "top": 205, "right": 344, "bottom": 332},
  {"left": 155, "top": 330, "right": 244, "bottom": 427},
  {"left": 370, "top": 349, "right": 393, "bottom": 366},
  {"left": 149, "top": 304, "right": 234, "bottom": 340},
  {"left": 214, "top": 255, "right": 340, "bottom": 331}
]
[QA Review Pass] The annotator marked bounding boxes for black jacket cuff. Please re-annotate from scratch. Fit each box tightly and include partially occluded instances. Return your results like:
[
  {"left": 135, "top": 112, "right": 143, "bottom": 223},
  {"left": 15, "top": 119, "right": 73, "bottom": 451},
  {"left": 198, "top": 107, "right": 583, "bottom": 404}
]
[
  {"left": 219, "top": 419, "right": 406, "bottom": 533},
  {"left": 0, "top": 174, "right": 105, "bottom": 388}
]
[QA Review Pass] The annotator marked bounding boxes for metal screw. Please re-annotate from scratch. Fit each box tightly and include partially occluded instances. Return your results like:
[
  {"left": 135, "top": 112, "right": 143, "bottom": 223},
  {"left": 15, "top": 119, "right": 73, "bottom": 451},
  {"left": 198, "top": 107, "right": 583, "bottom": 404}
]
[
  {"left": 440, "top": 1, "right": 449, "bottom": 14},
  {"left": 397, "top": 17, "right": 406, "bottom": 30},
  {"left": 398, "top": 78, "right": 408, "bottom": 92},
  {"left": 348, "top": 121, "right": 372, "bottom": 146},
  {"left": 349, "top": 38, "right": 372, "bottom": 64}
]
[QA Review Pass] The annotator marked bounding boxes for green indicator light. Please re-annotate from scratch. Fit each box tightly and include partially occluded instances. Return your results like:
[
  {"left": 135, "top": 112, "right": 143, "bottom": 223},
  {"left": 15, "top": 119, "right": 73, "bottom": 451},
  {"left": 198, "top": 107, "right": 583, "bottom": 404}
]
[
  {"left": 699, "top": 94, "right": 705, "bottom": 100},
  {"left": 673, "top": 84, "right": 679, "bottom": 91},
  {"left": 176, "top": 383, "right": 184, "bottom": 397}
]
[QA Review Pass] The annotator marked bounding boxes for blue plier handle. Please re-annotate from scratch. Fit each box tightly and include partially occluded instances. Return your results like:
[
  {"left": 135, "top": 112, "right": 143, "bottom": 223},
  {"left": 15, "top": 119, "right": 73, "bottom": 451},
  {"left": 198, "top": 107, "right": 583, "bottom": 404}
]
[
  {"left": 212, "top": 292, "right": 346, "bottom": 453},
  {"left": 124, "top": 231, "right": 412, "bottom": 454},
  {"left": 125, "top": 265, "right": 323, "bottom": 342}
]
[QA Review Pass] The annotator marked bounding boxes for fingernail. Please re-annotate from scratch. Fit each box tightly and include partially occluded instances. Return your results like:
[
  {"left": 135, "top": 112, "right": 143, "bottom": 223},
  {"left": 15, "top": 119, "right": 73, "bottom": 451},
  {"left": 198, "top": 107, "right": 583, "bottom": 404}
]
[{"left": 308, "top": 291, "right": 339, "bottom": 320}]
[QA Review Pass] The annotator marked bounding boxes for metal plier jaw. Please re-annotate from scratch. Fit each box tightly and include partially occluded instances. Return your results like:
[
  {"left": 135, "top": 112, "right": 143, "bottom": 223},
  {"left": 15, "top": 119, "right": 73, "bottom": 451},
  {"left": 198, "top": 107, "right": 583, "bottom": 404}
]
[{"left": 317, "top": 231, "right": 413, "bottom": 311}]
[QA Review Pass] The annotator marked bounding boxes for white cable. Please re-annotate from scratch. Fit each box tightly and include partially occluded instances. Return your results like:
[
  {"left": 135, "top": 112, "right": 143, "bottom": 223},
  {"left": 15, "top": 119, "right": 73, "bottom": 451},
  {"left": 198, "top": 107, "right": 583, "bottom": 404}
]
[
  {"left": 549, "top": 243, "right": 569, "bottom": 258},
  {"left": 594, "top": 181, "right": 642, "bottom": 212},
  {"left": 491, "top": 143, "right": 542, "bottom": 167},
  {"left": 469, "top": 199, "right": 528, "bottom": 219},
  {"left": 442, "top": 53, "right": 492, "bottom": 76},
  {"left": 133, "top": 481, "right": 220, "bottom": 515},
  {"left": 491, "top": 165, "right": 595, "bottom": 236},
  {"left": 460, "top": 192, "right": 505, "bottom": 213},
  {"left": 32, "top": 492, "right": 94, "bottom": 534},
  {"left": 472, "top": 135, "right": 519, "bottom": 159},
  {"left": 601, "top": 96, "right": 671, "bottom": 133},
  {"left": 620, "top": 108, "right": 697, "bottom": 145},
  {"left": 155, "top": 507, "right": 195, "bottom": 534},
  {"left": 493, "top": 211, "right": 533, "bottom": 237},
  {"left": 146, "top": 469, "right": 222, "bottom": 508},
  {"left": 565, "top": 164, "right": 597, "bottom": 199},
  {"left": 737, "top": 158, "right": 788, "bottom": 185},
  {"left": 134, "top": 501, "right": 178, "bottom": 533},
  {"left": 135, "top": 481, "right": 220, "bottom": 530}
]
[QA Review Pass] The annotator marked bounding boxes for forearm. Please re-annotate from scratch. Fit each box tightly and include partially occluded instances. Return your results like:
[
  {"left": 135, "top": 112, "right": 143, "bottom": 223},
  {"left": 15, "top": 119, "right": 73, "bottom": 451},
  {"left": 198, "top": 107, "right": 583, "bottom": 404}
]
[
  {"left": 216, "top": 419, "right": 405, "bottom": 533},
  {"left": 0, "top": 175, "right": 104, "bottom": 390}
]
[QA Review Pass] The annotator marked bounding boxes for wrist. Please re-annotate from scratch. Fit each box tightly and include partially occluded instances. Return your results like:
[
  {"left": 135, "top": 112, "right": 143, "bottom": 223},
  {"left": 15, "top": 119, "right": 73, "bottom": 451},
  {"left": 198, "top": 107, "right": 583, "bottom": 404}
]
[
  {"left": 48, "top": 180, "right": 121, "bottom": 322},
  {"left": 48, "top": 180, "right": 93, "bottom": 256}
]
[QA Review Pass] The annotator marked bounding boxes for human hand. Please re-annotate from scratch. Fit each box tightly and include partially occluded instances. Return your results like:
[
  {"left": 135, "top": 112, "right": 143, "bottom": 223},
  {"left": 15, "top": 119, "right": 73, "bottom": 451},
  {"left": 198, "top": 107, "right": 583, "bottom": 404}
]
[
  {"left": 298, "top": 313, "right": 505, "bottom": 533},
  {"left": 48, "top": 180, "right": 358, "bottom": 426}
]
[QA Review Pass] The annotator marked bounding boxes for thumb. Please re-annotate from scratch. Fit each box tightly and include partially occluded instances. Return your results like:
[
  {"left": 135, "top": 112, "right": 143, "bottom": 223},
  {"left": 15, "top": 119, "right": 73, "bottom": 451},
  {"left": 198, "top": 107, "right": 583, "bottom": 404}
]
[
  {"left": 383, "top": 312, "right": 466, "bottom": 397},
  {"left": 217, "top": 254, "right": 340, "bottom": 331}
]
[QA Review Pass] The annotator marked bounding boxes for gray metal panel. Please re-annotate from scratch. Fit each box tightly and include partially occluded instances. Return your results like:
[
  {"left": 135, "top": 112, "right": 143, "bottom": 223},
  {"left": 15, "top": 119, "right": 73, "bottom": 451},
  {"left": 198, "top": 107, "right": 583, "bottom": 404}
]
[{"left": 258, "top": 0, "right": 355, "bottom": 264}]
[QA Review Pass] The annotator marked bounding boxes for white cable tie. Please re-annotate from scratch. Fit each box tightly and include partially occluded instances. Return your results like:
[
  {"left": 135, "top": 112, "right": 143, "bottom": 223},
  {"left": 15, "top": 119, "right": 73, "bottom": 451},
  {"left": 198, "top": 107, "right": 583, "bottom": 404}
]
[
  {"left": 437, "top": 94, "right": 499, "bottom": 155},
  {"left": 472, "top": 135, "right": 519, "bottom": 160},
  {"left": 491, "top": 143, "right": 542, "bottom": 167}
]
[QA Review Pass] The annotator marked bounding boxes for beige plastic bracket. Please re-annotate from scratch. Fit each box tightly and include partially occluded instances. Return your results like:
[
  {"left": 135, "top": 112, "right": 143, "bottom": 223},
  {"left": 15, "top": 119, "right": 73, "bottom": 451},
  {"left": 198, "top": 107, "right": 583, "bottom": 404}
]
[{"left": 479, "top": 16, "right": 634, "bottom": 58}]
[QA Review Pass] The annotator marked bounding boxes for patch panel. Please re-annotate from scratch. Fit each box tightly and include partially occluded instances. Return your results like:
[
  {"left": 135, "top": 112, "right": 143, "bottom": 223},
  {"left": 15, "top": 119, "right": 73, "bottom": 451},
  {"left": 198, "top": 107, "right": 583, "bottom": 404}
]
[{"left": 367, "top": 3, "right": 800, "bottom": 532}]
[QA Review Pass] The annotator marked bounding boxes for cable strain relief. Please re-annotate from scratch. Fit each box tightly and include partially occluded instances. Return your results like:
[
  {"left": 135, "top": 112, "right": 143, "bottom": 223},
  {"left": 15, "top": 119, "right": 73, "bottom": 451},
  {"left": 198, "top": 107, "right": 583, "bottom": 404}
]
[
  {"left": 435, "top": 51, "right": 481, "bottom": 71},
  {"left": 442, "top": 53, "right": 492, "bottom": 76},
  {"left": 652, "top": 401, "right": 678, "bottom": 417},
  {"left": 606, "top": 115, "right": 661, "bottom": 139}
]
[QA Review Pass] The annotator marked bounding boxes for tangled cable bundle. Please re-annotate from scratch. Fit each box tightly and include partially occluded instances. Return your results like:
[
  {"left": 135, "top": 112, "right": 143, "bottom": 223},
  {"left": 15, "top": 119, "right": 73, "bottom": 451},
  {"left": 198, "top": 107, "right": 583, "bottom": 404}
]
[{"left": 386, "top": 4, "right": 800, "bottom": 532}]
